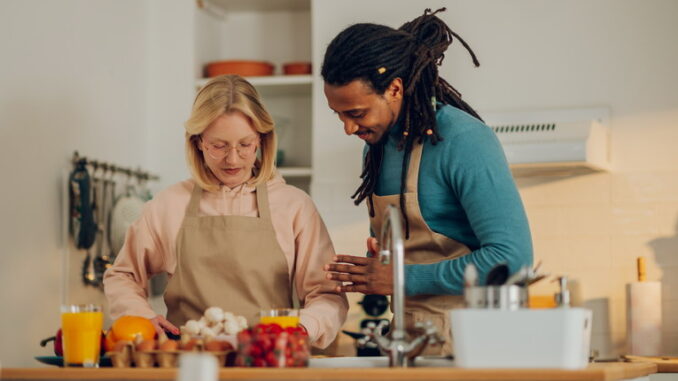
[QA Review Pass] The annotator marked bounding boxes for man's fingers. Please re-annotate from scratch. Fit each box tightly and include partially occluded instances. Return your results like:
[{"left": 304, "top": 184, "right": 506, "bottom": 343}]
[
  {"left": 324, "top": 263, "right": 367, "bottom": 274},
  {"left": 339, "top": 283, "right": 370, "bottom": 294},
  {"left": 334, "top": 254, "right": 370, "bottom": 265},
  {"left": 326, "top": 272, "right": 367, "bottom": 283}
]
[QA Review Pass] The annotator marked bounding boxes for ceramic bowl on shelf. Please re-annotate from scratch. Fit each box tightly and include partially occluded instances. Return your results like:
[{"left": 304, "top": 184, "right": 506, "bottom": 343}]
[
  {"left": 282, "top": 62, "right": 311, "bottom": 75},
  {"left": 205, "top": 60, "right": 274, "bottom": 78}
]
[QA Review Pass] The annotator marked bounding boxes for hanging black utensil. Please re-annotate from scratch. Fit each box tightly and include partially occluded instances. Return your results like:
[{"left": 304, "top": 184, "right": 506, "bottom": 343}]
[{"left": 69, "top": 159, "right": 97, "bottom": 250}]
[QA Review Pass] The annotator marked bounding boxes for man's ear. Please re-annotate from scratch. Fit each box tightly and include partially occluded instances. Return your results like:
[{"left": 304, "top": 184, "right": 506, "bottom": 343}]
[{"left": 386, "top": 77, "right": 403, "bottom": 101}]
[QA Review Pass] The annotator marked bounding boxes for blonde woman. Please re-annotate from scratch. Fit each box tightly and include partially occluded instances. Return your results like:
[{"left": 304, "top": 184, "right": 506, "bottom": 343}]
[{"left": 104, "top": 75, "right": 348, "bottom": 348}]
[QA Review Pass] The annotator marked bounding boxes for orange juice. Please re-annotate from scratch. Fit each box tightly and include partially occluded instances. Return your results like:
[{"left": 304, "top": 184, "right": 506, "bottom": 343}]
[
  {"left": 259, "top": 315, "right": 300, "bottom": 328},
  {"left": 259, "top": 308, "right": 299, "bottom": 328},
  {"left": 61, "top": 305, "right": 103, "bottom": 367}
]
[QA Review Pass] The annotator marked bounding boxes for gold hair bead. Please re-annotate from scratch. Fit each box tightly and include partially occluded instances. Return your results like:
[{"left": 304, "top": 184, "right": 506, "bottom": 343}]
[
  {"left": 426, "top": 129, "right": 433, "bottom": 136},
  {"left": 377, "top": 67, "right": 387, "bottom": 74},
  {"left": 403, "top": 131, "right": 409, "bottom": 136}
]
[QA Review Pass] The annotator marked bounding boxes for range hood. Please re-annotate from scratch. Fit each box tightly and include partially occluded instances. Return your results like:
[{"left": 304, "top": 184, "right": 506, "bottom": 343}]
[{"left": 482, "top": 108, "right": 611, "bottom": 177}]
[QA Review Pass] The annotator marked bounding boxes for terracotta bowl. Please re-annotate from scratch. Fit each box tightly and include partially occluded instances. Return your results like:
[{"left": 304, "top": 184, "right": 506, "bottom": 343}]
[
  {"left": 206, "top": 60, "right": 274, "bottom": 77},
  {"left": 282, "top": 62, "right": 312, "bottom": 75}
]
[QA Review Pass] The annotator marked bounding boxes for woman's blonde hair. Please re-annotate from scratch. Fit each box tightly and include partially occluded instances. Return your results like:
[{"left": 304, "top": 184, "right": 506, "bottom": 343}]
[{"left": 185, "top": 75, "right": 277, "bottom": 192}]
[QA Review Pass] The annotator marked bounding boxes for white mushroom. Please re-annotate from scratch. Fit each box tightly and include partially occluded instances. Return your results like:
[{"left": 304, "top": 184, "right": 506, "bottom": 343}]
[
  {"left": 182, "top": 320, "right": 201, "bottom": 336},
  {"left": 236, "top": 315, "right": 248, "bottom": 330},
  {"left": 204, "top": 306, "right": 225, "bottom": 323},
  {"left": 209, "top": 321, "right": 224, "bottom": 334},
  {"left": 200, "top": 326, "right": 217, "bottom": 339},
  {"left": 223, "top": 311, "right": 235, "bottom": 323},
  {"left": 223, "top": 319, "right": 241, "bottom": 335}
]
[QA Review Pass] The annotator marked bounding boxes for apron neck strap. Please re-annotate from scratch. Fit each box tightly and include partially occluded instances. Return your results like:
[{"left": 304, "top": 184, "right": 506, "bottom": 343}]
[
  {"left": 405, "top": 142, "right": 424, "bottom": 193},
  {"left": 254, "top": 182, "right": 271, "bottom": 221},
  {"left": 185, "top": 181, "right": 271, "bottom": 220},
  {"left": 186, "top": 183, "right": 203, "bottom": 217}
]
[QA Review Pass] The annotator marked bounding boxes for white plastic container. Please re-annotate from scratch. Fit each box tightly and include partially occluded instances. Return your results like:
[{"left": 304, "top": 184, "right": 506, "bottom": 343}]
[{"left": 450, "top": 308, "right": 592, "bottom": 369}]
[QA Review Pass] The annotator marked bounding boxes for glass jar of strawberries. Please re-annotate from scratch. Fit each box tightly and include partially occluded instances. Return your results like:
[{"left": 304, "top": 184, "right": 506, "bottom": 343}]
[{"left": 235, "top": 323, "right": 310, "bottom": 367}]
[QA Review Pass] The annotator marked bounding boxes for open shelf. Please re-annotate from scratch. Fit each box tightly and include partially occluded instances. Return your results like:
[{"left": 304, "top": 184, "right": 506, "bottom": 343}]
[
  {"left": 278, "top": 166, "right": 312, "bottom": 177},
  {"left": 195, "top": 75, "right": 312, "bottom": 96}
]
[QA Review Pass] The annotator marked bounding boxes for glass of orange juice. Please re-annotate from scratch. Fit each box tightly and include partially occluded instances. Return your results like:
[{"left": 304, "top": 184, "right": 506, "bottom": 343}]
[
  {"left": 259, "top": 308, "right": 300, "bottom": 328},
  {"left": 61, "top": 304, "right": 103, "bottom": 367}
]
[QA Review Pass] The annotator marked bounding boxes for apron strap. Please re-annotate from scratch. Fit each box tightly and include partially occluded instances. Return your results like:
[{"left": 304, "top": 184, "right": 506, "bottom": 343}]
[
  {"left": 185, "top": 183, "right": 203, "bottom": 217},
  {"left": 405, "top": 142, "right": 424, "bottom": 193},
  {"left": 255, "top": 183, "right": 272, "bottom": 222}
]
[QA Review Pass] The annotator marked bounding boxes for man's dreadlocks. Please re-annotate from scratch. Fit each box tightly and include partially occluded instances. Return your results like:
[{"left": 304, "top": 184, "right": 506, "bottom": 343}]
[{"left": 321, "top": 8, "right": 481, "bottom": 238}]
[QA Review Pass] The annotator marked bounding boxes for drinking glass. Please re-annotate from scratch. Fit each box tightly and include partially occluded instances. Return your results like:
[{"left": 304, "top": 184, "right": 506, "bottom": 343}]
[
  {"left": 259, "top": 308, "right": 299, "bottom": 328},
  {"left": 61, "top": 304, "right": 103, "bottom": 367}
]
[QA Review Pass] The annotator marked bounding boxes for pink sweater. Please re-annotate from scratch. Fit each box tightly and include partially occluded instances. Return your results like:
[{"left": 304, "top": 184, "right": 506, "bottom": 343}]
[{"left": 103, "top": 174, "right": 348, "bottom": 348}]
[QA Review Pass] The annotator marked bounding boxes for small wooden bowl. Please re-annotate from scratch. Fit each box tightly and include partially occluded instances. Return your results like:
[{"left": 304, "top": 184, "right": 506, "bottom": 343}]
[
  {"left": 282, "top": 62, "right": 312, "bottom": 75},
  {"left": 206, "top": 60, "right": 274, "bottom": 77}
]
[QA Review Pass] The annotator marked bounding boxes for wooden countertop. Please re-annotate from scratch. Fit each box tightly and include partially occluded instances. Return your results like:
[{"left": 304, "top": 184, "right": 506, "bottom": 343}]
[
  {"left": 0, "top": 362, "right": 657, "bottom": 381},
  {"left": 624, "top": 355, "right": 678, "bottom": 373}
]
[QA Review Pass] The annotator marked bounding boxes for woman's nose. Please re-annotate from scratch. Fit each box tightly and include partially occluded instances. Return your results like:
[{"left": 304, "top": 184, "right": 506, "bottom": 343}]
[{"left": 224, "top": 147, "right": 239, "bottom": 163}]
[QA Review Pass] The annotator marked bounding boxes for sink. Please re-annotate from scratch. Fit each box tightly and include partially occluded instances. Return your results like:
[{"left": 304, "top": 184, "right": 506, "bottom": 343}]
[{"left": 308, "top": 356, "right": 455, "bottom": 368}]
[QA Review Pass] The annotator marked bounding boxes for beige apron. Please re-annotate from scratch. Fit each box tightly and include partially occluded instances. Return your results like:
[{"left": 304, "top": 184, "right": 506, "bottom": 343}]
[
  {"left": 164, "top": 182, "right": 294, "bottom": 327},
  {"left": 369, "top": 142, "right": 471, "bottom": 356}
]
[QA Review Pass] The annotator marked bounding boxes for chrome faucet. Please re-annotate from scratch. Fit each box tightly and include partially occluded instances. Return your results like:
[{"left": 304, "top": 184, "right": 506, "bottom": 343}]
[{"left": 360, "top": 205, "right": 444, "bottom": 367}]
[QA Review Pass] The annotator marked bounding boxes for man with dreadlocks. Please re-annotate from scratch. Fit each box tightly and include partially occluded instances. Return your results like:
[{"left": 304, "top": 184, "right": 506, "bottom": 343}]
[{"left": 321, "top": 9, "right": 533, "bottom": 354}]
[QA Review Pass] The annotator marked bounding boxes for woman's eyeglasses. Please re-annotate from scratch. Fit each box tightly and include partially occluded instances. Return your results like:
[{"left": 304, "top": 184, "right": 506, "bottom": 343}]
[{"left": 199, "top": 136, "right": 259, "bottom": 160}]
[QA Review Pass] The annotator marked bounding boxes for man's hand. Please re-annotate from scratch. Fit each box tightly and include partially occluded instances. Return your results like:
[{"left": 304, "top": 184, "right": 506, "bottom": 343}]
[
  {"left": 150, "top": 315, "right": 179, "bottom": 336},
  {"left": 324, "top": 237, "right": 393, "bottom": 295}
]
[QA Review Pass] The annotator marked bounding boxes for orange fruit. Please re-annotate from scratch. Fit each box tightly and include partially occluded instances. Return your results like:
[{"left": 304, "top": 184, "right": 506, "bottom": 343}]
[
  {"left": 110, "top": 316, "right": 156, "bottom": 342},
  {"left": 104, "top": 330, "right": 117, "bottom": 352}
]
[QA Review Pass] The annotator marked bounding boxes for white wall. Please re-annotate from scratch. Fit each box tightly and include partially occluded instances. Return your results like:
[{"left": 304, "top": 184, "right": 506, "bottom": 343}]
[
  {"left": 0, "top": 0, "right": 195, "bottom": 367},
  {"left": 145, "top": 0, "right": 195, "bottom": 189},
  {"left": 312, "top": 0, "right": 678, "bottom": 358}
]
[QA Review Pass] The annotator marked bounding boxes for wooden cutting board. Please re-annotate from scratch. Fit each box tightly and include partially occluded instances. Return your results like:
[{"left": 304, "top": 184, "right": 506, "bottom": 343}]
[{"left": 624, "top": 355, "right": 678, "bottom": 373}]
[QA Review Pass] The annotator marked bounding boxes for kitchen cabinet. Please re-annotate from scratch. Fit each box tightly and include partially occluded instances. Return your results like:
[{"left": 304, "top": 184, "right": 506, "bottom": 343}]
[
  {"left": 195, "top": 0, "right": 313, "bottom": 193},
  {"left": 0, "top": 362, "right": 658, "bottom": 381}
]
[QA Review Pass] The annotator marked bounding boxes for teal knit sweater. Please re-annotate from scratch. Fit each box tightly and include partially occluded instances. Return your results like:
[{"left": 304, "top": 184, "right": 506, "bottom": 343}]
[{"left": 371, "top": 104, "right": 533, "bottom": 296}]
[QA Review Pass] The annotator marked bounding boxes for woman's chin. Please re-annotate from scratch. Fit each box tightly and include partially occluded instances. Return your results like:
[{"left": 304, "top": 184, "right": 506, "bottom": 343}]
[{"left": 216, "top": 168, "right": 250, "bottom": 188}]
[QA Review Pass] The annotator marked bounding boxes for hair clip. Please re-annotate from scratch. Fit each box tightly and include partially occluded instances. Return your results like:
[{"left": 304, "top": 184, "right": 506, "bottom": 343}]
[
  {"left": 377, "top": 67, "right": 387, "bottom": 74},
  {"left": 431, "top": 96, "right": 437, "bottom": 110}
]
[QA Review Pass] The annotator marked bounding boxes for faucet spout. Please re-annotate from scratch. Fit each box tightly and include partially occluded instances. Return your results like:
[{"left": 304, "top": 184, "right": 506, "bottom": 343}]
[
  {"left": 361, "top": 205, "right": 443, "bottom": 367},
  {"left": 380, "top": 205, "right": 406, "bottom": 341}
]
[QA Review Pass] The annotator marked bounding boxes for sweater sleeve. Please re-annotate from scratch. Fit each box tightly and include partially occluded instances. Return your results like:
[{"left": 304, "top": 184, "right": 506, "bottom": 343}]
[
  {"left": 405, "top": 125, "right": 533, "bottom": 295},
  {"left": 103, "top": 202, "right": 169, "bottom": 319},
  {"left": 292, "top": 194, "right": 349, "bottom": 349}
]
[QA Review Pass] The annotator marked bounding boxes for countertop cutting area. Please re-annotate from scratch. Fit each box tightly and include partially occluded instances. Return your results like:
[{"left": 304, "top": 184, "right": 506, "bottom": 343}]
[{"left": 0, "top": 362, "right": 658, "bottom": 381}]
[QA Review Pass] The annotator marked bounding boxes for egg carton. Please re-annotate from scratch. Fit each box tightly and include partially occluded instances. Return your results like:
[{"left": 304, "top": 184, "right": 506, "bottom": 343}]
[{"left": 106, "top": 341, "right": 235, "bottom": 368}]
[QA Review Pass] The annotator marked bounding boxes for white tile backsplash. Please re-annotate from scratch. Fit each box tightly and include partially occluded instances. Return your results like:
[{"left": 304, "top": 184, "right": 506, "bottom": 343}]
[{"left": 521, "top": 169, "right": 678, "bottom": 357}]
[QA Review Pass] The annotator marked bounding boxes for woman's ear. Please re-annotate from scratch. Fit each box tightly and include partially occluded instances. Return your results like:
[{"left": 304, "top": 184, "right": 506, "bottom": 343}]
[{"left": 193, "top": 136, "right": 203, "bottom": 151}]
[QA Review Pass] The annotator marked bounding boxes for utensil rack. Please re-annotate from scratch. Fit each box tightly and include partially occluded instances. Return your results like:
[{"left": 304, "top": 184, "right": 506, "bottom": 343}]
[{"left": 71, "top": 151, "right": 160, "bottom": 182}]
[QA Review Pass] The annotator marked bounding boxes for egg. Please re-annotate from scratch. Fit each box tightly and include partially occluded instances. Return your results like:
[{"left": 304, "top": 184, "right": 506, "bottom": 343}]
[
  {"left": 113, "top": 340, "right": 132, "bottom": 353},
  {"left": 204, "top": 340, "right": 224, "bottom": 352},
  {"left": 136, "top": 339, "right": 156, "bottom": 352},
  {"left": 158, "top": 339, "right": 179, "bottom": 352},
  {"left": 181, "top": 338, "right": 201, "bottom": 351}
]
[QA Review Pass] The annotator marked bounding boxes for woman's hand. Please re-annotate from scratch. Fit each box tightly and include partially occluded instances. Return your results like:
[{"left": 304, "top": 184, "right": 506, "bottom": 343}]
[
  {"left": 324, "top": 237, "right": 393, "bottom": 295},
  {"left": 150, "top": 315, "right": 180, "bottom": 336}
]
